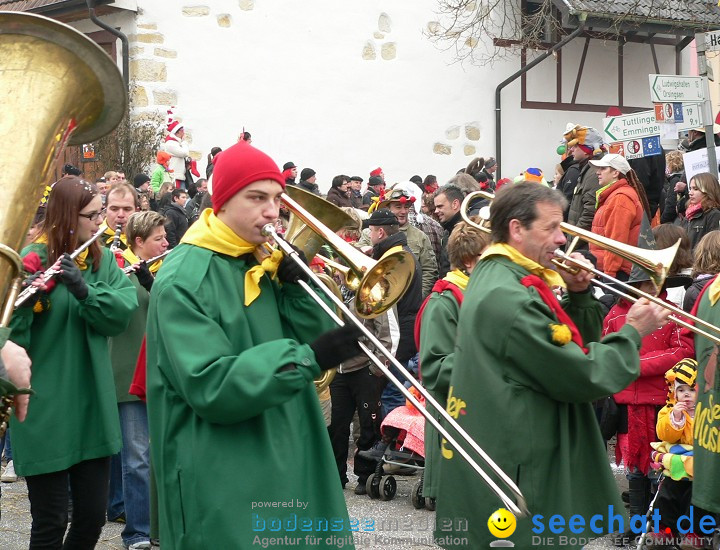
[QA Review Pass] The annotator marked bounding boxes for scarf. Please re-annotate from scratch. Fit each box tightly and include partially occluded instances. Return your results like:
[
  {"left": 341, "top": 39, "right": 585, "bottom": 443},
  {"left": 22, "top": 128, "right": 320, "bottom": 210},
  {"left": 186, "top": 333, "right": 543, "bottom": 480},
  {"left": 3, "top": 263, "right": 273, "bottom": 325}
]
[
  {"left": 481, "top": 242, "right": 566, "bottom": 288},
  {"left": 685, "top": 202, "right": 703, "bottom": 221},
  {"left": 122, "top": 248, "right": 162, "bottom": 274},
  {"left": 100, "top": 222, "right": 128, "bottom": 249},
  {"left": 34, "top": 233, "right": 89, "bottom": 270},
  {"left": 181, "top": 209, "right": 283, "bottom": 305},
  {"left": 444, "top": 268, "right": 469, "bottom": 291}
]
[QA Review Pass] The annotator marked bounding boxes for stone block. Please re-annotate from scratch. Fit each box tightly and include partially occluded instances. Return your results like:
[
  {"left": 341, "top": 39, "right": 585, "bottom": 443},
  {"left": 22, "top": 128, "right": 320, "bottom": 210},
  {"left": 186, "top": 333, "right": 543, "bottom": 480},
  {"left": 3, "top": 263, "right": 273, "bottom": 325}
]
[
  {"left": 465, "top": 37, "right": 478, "bottom": 48},
  {"left": 426, "top": 21, "right": 440, "bottom": 35},
  {"left": 433, "top": 143, "right": 452, "bottom": 155},
  {"left": 132, "top": 85, "right": 148, "bottom": 108},
  {"left": 239, "top": 0, "right": 254, "bottom": 10},
  {"left": 154, "top": 48, "right": 177, "bottom": 58},
  {"left": 464, "top": 144, "right": 476, "bottom": 156},
  {"left": 381, "top": 42, "right": 396, "bottom": 60},
  {"left": 217, "top": 14, "right": 232, "bottom": 27},
  {"left": 378, "top": 12, "right": 392, "bottom": 33},
  {"left": 373, "top": 31, "right": 384, "bottom": 39},
  {"left": 153, "top": 90, "right": 178, "bottom": 105},
  {"left": 445, "top": 125, "right": 460, "bottom": 140},
  {"left": 182, "top": 6, "right": 210, "bottom": 17},
  {"left": 137, "top": 23, "right": 157, "bottom": 30},
  {"left": 189, "top": 150, "right": 203, "bottom": 160},
  {"left": 465, "top": 123, "right": 480, "bottom": 141},
  {"left": 130, "top": 59, "right": 167, "bottom": 82},
  {"left": 128, "top": 46, "right": 144, "bottom": 57},
  {"left": 132, "top": 32, "right": 164, "bottom": 44},
  {"left": 362, "top": 41, "right": 376, "bottom": 60}
]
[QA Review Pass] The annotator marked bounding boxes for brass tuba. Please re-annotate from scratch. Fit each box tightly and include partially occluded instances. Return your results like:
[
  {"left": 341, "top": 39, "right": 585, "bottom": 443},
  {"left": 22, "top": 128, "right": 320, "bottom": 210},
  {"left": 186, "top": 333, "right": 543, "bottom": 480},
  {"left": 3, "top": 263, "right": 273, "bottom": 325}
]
[
  {"left": 0, "top": 12, "right": 127, "bottom": 430},
  {"left": 0, "top": 11, "right": 127, "bottom": 326}
]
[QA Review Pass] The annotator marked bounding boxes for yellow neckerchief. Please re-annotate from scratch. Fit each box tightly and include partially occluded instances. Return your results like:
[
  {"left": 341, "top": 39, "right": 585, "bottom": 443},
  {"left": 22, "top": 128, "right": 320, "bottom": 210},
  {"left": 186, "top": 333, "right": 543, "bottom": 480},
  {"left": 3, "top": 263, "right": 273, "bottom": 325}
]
[
  {"left": 595, "top": 179, "right": 617, "bottom": 208},
  {"left": 707, "top": 277, "right": 720, "bottom": 306},
  {"left": 181, "top": 209, "right": 283, "bottom": 306},
  {"left": 481, "top": 242, "right": 566, "bottom": 288},
  {"left": 122, "top": 248, "right": 162, "bottom": 274},
  {"left": 100, "top": 221, "right": 128, "bottom": 248},
  {"left": 34, "top": 234, "right": 89, "bottom": 271},
  {"left": 444, "top": 269, "right": 469, "bottom": 291}
]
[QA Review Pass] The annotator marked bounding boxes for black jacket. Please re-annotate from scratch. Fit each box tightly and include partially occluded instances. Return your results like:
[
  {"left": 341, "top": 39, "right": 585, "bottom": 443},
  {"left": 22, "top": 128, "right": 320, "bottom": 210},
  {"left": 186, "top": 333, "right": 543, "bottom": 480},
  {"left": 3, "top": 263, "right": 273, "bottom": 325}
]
[
  {"left": 558, "top": 157, "right": 580, "bottom": 220},
  {"left": 629, "top": 155, "right": 666, "bottom": 217},
  {"left": 372, "top": 232, "right": 422, "bottom": 364},
  {"left": 683, "top": 274, "right": 715, "bottom": 312},
  {"left": 164, "top": 202, "right": 190, "bottom": 248},
  {"left": 682, "top": 207, "right": 720, "bottom": 250},
  {"left": 297, "top": 180, "right": 321, "bottom": 195},
  {"left": 660, "top": 173, "right": 686, "bottom": 224},
  {"left": 184, "top": 192, "right": 205, "bottom": 225},
  {"left": 438, "top": 212, "right": 462, "bottom": 277}
]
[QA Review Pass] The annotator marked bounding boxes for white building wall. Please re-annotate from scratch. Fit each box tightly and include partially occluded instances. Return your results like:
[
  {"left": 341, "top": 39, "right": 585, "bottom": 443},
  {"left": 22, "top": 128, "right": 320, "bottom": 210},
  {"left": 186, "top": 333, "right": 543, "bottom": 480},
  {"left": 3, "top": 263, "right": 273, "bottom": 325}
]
[{"left": 71, "top": 0, "right": 692, "bottom": 191}]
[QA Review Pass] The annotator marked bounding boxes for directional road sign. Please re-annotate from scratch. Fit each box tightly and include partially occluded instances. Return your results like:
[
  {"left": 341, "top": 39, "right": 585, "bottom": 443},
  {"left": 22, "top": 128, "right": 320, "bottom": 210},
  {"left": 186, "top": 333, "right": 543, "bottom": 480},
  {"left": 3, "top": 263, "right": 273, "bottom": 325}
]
[
  {"left": 649, "top": 74, "right": 705, "bottom": 103},
  {"left": 603, "top": 104, "right": 703, "bottom": 142}
]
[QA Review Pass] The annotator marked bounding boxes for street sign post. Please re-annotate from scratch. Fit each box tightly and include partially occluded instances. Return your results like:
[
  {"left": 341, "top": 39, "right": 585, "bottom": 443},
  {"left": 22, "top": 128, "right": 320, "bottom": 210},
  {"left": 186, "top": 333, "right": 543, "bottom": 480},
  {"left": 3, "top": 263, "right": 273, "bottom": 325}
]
[
  {"left": 649, "top": 74, "right": 705, "bottom": 103},
  {"left": 603, "top": 104, "right": 703, "bottom": 143}
]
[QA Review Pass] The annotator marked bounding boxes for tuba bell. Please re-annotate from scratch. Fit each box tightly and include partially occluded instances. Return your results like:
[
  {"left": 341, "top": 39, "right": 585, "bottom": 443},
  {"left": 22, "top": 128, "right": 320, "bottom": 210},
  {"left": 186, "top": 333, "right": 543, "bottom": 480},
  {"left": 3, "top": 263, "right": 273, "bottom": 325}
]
[
  {"left": 0, "top": 12, "right": 126, "bottom": 432},
  {"left": 0, "top": 11, "right": 127, "bottom": 326}
]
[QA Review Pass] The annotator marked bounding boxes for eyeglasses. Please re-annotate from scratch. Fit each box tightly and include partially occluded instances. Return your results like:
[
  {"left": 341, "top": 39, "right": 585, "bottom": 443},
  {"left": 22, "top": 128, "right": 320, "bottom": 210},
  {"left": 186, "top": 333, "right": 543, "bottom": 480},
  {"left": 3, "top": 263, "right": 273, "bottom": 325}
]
[{"left": 79, "top": 209, "right": 106, "bottom": 221}]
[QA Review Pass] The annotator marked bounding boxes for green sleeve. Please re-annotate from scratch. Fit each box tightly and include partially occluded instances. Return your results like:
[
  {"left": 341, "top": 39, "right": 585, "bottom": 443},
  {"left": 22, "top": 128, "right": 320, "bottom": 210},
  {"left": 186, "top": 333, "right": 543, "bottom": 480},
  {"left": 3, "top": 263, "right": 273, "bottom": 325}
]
[
  {"left": 277, "top": 281, "right": 336, "bottom": 344},
  {"left": 562, "top": 289, "right": 604, "bottom": 344},
  {"left": 77, "top": 255, "right": 138, "bottom": 337},
  {"left": 8, "top": 307, "right": 33, "bottom": 350},
  {"left": 419, "top": 293, "right": 458, "bottom": 395},
  {"left": 504, "top": 296, "right": 642, "bottom": 403},
  {"left": 153, "top": 283, "right": 323, "bottom": 425},
  {"left": 150, "top": 166, "right": 164, "bottom": 193}
]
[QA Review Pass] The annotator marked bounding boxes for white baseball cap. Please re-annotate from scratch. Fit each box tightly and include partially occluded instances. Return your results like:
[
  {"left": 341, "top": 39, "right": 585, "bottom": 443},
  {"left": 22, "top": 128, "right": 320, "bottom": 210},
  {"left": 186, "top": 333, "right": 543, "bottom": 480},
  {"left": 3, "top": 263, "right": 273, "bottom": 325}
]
[{"left": 589, "top": 153, "right": 631, "bottom": 175}]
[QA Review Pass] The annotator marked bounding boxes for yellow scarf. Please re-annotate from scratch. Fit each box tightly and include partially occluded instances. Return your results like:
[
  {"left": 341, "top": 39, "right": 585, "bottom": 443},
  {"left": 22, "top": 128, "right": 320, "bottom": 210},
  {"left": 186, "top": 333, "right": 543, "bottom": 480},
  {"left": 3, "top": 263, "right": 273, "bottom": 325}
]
[
  {"left": 34, "top": 234, "right": 89, "bottom": 271},
  {"left": 481, "top": 242, "right": 566, "bottom": 288},
  {"left": 444, "top": 269, "right": 469, "bottom": 291},
  {"left": 181, "top": 209, "right": 283, "bottom": 306},
  {"left": 100, "top": 222, "right": 128, "bottom": 248},
  {"left": 707, "top": 277, "right": 720, "bottom": 306},
  {"left": 122, "top": 248, "right": 162, "bottom": 274}
]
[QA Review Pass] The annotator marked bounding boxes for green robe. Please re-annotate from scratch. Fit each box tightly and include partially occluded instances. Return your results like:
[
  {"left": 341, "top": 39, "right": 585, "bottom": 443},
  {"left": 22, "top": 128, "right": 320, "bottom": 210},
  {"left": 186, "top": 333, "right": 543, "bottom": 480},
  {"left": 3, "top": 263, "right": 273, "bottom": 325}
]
[
  {"left": 419, "top": 288, "right": 460, "bottom": 499},
  {"left": 146, "top": 243, "right": 355, "bottom": 549},
  {"left": 435, "top": 256, "right": 641, "bottom": 549},
  {"left": 691, "top": 290, "right": 720, "bottom": 513},
  {"left": 9, "top": 244, "right": 138, "bottom": 476}
]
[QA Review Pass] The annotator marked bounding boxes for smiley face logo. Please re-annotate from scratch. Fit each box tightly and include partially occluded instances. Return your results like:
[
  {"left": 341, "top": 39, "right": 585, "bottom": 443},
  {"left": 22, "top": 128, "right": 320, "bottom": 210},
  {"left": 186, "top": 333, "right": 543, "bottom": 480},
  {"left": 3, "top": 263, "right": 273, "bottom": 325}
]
[{"left": 487, "top": 508, "right": 516, "bottom": 538}]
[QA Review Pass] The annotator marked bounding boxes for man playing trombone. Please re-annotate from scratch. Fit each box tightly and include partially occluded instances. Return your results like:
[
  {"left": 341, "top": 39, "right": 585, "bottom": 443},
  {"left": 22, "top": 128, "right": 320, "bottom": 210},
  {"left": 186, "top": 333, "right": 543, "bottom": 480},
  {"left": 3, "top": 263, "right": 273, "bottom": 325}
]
[
  {"left": 435, "top": 182, "right": 670, "bottom": 549},
  {"left": 145, "top": 141, "right": 361, "bottom": 549}
]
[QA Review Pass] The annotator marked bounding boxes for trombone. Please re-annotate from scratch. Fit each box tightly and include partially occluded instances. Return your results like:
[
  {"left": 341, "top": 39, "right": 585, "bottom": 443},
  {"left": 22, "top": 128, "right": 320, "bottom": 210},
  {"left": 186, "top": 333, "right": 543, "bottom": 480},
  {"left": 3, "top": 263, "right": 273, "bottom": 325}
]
[
  {"left": 460, "top": 190, "right": 720, "bottom": 344},
  {"left": 265, "top": 194, "right": 530, "bottom": 518}
]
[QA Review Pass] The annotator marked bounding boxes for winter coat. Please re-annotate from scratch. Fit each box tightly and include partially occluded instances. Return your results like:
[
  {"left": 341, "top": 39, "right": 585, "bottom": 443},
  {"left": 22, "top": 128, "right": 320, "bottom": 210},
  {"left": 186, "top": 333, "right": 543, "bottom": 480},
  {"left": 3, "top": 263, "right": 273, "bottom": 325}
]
[
  {"left": 683, "top": 274, "right": 715, "bottom": 312},
  {"left": 9, "top": 244, "right": 137, "bottom": 476},
  {"left": 656, "top": 405, "right": 694, "bottom": 444},
  {"left": 163, "top": 137, "right": 189, "bottom": 182},
  {"left": 362, "top": 188, "right": 380, "bottom": 207},
  {"left": 435, "top": 255, "right": 642, "bottom": 549},
  {"left": 151, "top": 163, "right": 172, "bottom": 193},
  {"left": 603, "top": 298, "right": 693, "bottom": 406},
  {"left": 629, "top": 155, "right": 665, "bottom": 216},
  {"left": 326, "top": 186, "right": 352, "bottom": 208},
  {"left": 590, "top": 178, "right": 643, "bottom": 277},
  {"left": 372, "top": 232, "right": 422, "bottom": 364},
  {"left": 661, "top": 172, "right": 686, "bottom": 224},
  {"left": 558, "top": 157, "right": 580, "bottom": 220},
  {"left": 184, "top": 192, "right": 205, "bottom": 224},
  {"left": 681, "top": 206, "right": 720, "bottom": 250},
  {"left": 146, "top": 243, "right": 350, "bottom": 549},
  {"left": 297, "top": 179, "right": 321, "bottom": 196},
  {"left": 350, "top": 189, "right": 363, "bottom": 209},
  {"left": 164, "top": 202, "right": 190, "bottom": 248},
  {"left": 567, "top": 159, "right": 601, "bottom": 231}
]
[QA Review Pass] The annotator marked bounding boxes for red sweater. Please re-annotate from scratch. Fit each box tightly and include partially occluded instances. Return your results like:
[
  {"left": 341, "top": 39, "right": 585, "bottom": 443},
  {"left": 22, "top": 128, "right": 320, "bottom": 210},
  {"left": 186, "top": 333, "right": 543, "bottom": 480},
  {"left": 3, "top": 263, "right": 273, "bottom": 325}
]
[
  {"left": 590, "top": 179, "right": 643, "bottom": 277},
  {"left": 602, "top": 297, "right": 694, "bottom": 405}
]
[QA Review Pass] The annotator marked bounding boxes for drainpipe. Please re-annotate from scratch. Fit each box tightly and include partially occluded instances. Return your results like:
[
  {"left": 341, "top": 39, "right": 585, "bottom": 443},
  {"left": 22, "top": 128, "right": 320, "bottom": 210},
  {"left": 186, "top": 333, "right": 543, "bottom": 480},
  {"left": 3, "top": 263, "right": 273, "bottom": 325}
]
[
  {"left": 495, "top": 13, "right": 587, "bottom": 179},
  {"left": 86, "top": 0, "right": 129, "bottom": 90}
]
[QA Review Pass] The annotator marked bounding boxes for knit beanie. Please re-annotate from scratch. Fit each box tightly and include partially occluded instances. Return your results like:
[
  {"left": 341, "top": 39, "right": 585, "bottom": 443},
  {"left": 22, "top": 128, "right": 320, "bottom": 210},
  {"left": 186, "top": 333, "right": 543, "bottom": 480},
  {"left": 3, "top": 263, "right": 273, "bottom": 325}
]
[
  {"left": 300, "top": 168, "right": 316, "bottom": 181},
  {"left": 211, "top": 141, "right": 285, "bottom": 214},
  {"left": 665, "top": 358, "right": 698, "bottom": 406},
  {"left": 370, "top": 167, "right": 383, "bottom": 177}
]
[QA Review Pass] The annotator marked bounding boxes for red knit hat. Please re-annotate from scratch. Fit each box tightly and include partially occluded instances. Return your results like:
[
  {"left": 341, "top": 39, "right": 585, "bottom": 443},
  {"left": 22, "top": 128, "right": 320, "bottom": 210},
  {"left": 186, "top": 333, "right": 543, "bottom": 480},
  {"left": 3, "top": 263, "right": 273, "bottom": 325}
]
[
  {"left": 211, "top": 141, "right": 285, "bottom": 214},
  {"left": 370, "top": 167, "right": 383, "bottom": 177}
]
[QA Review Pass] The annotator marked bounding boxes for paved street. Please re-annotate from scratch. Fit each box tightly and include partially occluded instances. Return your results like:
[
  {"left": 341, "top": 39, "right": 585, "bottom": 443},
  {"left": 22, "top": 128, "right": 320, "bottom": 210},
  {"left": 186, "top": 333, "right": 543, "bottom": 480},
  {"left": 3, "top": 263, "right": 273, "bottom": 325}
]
[{"left": 0, "top": 458, "right": 627, "bottom": 549}]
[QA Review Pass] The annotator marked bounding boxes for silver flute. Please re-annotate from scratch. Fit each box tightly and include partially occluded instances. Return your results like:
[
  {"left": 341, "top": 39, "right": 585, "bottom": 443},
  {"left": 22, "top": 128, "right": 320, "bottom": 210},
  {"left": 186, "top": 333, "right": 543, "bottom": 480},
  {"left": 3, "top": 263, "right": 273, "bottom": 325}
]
[
  {"left": 122, "top": 250, "right": 170, "bottom": 274},
  {"left": 14, "top": 227, "right": 105, "bottom": 308}
]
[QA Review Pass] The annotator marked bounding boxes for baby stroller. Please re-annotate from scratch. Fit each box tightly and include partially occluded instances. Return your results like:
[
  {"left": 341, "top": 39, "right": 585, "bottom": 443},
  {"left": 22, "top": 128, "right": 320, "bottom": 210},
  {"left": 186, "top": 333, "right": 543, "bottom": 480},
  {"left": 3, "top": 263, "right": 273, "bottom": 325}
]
[
  {"left": 359, "top": 387, "right": 428, "bottom": 507},
  {"left": 636, "top": 442, "right": 697, "bottom": 550}
]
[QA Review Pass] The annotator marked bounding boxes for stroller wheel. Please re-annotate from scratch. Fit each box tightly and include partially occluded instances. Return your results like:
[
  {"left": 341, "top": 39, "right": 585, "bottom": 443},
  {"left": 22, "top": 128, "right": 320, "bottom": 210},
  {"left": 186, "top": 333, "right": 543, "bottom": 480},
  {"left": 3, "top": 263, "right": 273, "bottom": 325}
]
[
  {"left": 425, "top": 497, "right": 436, "bottom": 511},
  {"left": 378, "top": 475, "right": 397, "bottom": 501},
  {"left": 366, "top": 474, "right": 381, "bottom": 499},
  {"left": 411, "top": 479, "right": 425, "bottom": 509}
]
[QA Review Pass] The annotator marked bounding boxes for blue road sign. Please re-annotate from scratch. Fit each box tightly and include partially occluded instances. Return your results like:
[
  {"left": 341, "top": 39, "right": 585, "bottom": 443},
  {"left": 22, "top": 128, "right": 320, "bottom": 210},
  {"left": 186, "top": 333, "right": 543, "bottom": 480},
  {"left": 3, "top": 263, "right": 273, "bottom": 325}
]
[
  {"left": 642, "top": 136, "right": 662, "bottom": 157},
  {"left": 673, "top": 103, "right": 684, "bottom": 123}
]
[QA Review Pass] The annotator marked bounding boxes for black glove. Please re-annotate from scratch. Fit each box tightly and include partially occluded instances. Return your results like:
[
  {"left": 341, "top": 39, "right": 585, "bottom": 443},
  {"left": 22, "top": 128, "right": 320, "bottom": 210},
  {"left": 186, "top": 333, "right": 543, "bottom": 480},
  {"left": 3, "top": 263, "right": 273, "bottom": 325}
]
[
  {"left": 18, "top": 271, "right": 44, "bottom": 308},
  {"left": 135, "top": 262, "right": 154, "bottom": 292},
  {"left": 276, "top": 245, "right": 309, "bottom": 284},
  {"left": 58, "top": 253, "right": 88, "bottom": 300},
  {"left": 309, "top": 323, "right": 363, "bottom": 371}
]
